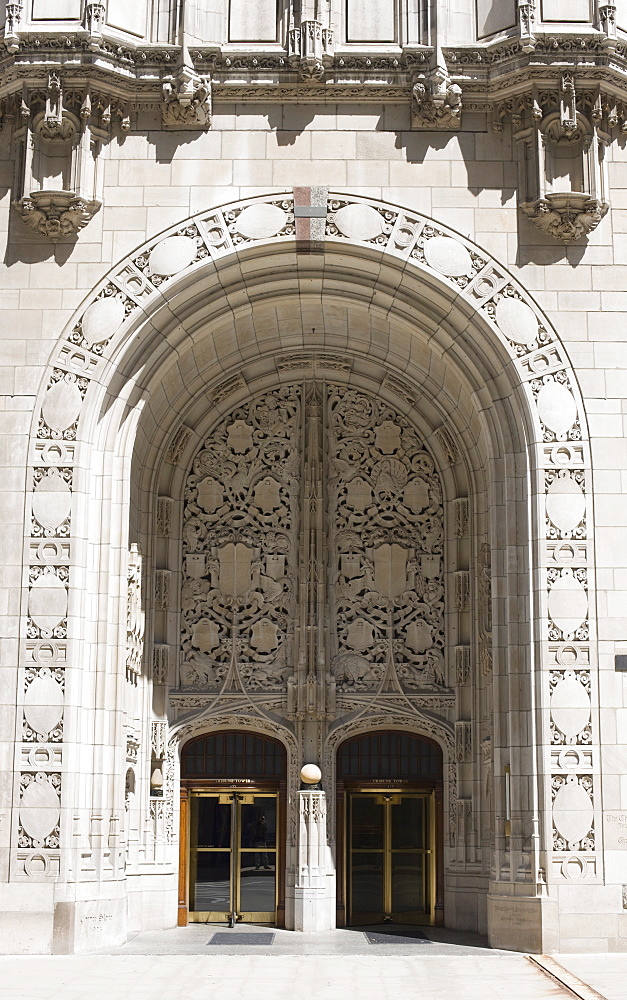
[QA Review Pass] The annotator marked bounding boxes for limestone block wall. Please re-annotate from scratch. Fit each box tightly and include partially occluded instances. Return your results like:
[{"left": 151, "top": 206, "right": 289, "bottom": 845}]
[{"left": 1, "top": 100, "right": 627, "bottom": 950}]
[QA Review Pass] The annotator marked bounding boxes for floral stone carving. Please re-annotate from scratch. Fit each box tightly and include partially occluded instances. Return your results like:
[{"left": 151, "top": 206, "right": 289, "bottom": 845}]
[
  {"left": 181, "top": 386, "right": 300, "bottom": 690},
  {"left": 328, "top": 387, "right": 445, "bottom": 692},
  {"left": 180, "top": 381, "right": 447, "bottom": 696}
]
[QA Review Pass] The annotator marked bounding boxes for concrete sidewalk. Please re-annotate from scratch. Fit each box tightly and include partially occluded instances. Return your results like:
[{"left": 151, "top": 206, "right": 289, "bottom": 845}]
[
  {"left": 2, "top": 924, "right": 626, "bottom": 1000},
  {"left": 0, "top": 954, "right": 572, "bottom": 1000},
  {"left": 555, "top": 954, "right": 627, "bottom": 1000}
]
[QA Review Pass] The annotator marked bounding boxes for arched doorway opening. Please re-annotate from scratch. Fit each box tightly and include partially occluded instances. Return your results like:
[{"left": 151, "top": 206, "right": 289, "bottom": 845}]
[
  {"left": 179, "top": 731, "right": 287, "bottom": 927},
  {"left": 20, "top": 190, "right": 597, "bottom": 953},
  {"left": 336, "top": 731, "right": 443, "bottom": 928}
]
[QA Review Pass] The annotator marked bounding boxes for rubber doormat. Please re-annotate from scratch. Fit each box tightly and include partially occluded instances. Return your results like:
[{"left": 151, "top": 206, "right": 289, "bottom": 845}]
[
  {"left": 208, "top": 932, "right": 275, "bottom": 945},
  {"left": 363, "top": 929, "right": 428, "bottom": 944}
]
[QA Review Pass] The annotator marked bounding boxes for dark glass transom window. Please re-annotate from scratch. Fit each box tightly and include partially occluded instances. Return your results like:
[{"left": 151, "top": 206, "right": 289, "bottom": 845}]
[
  {"left": 337, "top": 732, "right": 442, "bottom": 780},
  {"left": 181, "top": 731, "right": 286, "bottom": 778}
]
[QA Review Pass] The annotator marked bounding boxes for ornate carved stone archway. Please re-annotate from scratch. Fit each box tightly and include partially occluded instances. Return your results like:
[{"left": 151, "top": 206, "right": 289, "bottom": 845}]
[{"left": 20, "top": 190, "right": 598, "bottom": 951}]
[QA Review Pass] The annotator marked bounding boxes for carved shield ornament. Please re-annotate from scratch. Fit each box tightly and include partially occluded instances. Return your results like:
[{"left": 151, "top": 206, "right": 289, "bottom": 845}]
[
  {"left": 253, "top": 476, "right": 281, "bottom": 513},
  {"left": 406, "top": 620, "right": 432, "bottom": 654},
  {"left": 250, "top": 618, "right": 278, "bottom": 653},
  {"left": 197, "top": 477, "right": 223, "bottom": 512},
  {"left": 375, "top": 421, "right": 401, "bottom": 454},
  {"left": 265, "top": 554, "right": 285, "bottom": 581},
  {"left": 192, "top": 619, "right": 220, "bottom": 653},
  {"left": 227, "top": 420, "right": 254, "bottom": 453},
  {"left": 218, "top": 542, "right": 254, "bottom": 597},
  {"left": 346, "top": 618, "right": 374, "bottom": 652},
  {"left": 346, "top": 476, "right": 372, "bottom": 511},
  {"left": 373, "top": 543, "right": 408, "bottom": 598}
]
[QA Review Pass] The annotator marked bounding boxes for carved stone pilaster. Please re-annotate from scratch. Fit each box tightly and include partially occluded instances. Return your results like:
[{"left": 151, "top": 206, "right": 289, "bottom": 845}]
[
  {"left": 126, "top": 544, "right": 145, "bottom": 679},
  {"left": 455, "top": 645, "right": 471, "bottom": 685},
  {"left": 154, "top": 570, "right": 171, "bottom": 611},
  {"left": 454, "top": 497, "right": 469, "bottom": 537},
  {"left": 152, "top": 645, "right": 170, "bottom": 685},
  {"left": 156, "top": 497, "right": 172, "bottom": 537},
  {"left": 455, "top": 721, "right": 473, "bottom": 763},
  {"left": 292, "top": 789, "right": 335, "bottom": 931},
  {"left": 454, "top": 571, "right": 470, "bottom": 612}
]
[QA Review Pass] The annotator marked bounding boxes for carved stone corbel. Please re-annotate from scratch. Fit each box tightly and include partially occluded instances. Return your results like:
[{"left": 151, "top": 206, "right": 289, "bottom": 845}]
[
  {"left": 161, "top": 66, "right": 212, "bottom": 130},
  {"left": 521, "top": 194, "right": 608, "bottom": 244},
  {"left": 9, "top": 73, "right": 128, "bottom": 241},
  {"left": 14, "top": 192, "right": 101, "bottom": 241},
  {"left": 411, "top": 68, "right": 462, "bottom": 130},
  {"left": 288, "top": 17, "right": 333, "bottom": 82}
]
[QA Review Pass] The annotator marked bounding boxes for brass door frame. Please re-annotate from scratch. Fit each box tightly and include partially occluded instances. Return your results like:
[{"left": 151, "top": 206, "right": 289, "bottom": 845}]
[
  {"left": 347, "top": 788, "right": 436, "bottom": 926},
  {"left": 187, "top": 788, "right": 279, "bottom": 925}
]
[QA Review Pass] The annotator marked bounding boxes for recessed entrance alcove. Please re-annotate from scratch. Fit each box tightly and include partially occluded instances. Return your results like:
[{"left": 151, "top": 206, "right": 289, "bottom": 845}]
[{"left": 21, "top": 191, "right": 595, "bottom": 954}]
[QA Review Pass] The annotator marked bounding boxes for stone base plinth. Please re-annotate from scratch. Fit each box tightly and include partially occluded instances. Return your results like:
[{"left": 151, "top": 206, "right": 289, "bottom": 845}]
[
  {"left": 0, "top": 884, "right": 55, "bottom": 954},
  {"left": 487, "top": 890, "right": 558, "bottom": 953},
  {"left": 290, "top": 881, "right": 336, "bottom": 932}
]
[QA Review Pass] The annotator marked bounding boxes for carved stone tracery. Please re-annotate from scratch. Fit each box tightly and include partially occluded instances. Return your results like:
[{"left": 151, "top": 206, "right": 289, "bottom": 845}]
[
  {"left": 328, "top": 387, "right": 445, "bottom": 693},
  {"left": 181, "top": 386, "right": 300, "bottom": 691},
  {"left": 180, "top": 382, "right": 447, "bottom": 699}
]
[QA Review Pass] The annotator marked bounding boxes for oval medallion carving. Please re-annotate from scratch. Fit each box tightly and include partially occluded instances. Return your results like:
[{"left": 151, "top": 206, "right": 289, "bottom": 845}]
[
  {"left": 546, "top": 472, "right": 585, "bottom": 534},
  {"left": 20, "top": 774, "right": 60, "bottom": 843},
  {"left": 537, "top": 382, "right": 577, "bottom": 438},
  {"left": 424, "top": 236, "right": 472, "bottom": 277},
  {"left": 28, "top": 571, "right": 67, "bottom": 632},
  {"left": 42, "top": 378, "right": 82, "bottom": 434},
  {"left": 81, "top": 295, "right": 125, "bottom": 348},
  {"left": 32, "top": 469, "right": 71, "bottom": 531},
  {"left": 551, "top": 675, "right": 590, "bottom": 740},
  {"left": 148, "top": 235, "right": 197, "bottom": 276},
  {"left": 332, "top": 204, "right": 385, "bottom": 242},
  {"left": 553, "top": 777, "right": 593, "bottom": 846},
  {"left": 548, "top": 570, "right": 587, "bottom": 637},
  {"left": 24, "top": 672, "right": 64, "bottom": 739},
  {"left": 235, "top": 203, "right": 288, "bottom": 240},
  {"left": 495, "top": 296, "right": 538, "bottom": 348}
]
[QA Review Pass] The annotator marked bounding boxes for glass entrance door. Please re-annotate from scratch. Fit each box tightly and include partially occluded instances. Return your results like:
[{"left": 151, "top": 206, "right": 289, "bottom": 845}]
[
  {"left": 348, "top": 791, "right": 434, "bottom": 925},
  {"left": 189, "top": 791, "right": 277, "bottom": 923}
]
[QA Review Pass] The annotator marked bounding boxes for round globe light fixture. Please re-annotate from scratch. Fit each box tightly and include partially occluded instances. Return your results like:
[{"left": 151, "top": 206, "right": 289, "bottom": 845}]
[{"left": 300, "top": 764, "right": 322, "bottom": 785}]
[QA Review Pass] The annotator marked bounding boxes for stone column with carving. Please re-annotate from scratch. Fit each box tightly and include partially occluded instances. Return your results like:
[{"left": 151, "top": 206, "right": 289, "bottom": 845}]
[{"left": 293, "top": 789, "right": 335, "bottom": 930}]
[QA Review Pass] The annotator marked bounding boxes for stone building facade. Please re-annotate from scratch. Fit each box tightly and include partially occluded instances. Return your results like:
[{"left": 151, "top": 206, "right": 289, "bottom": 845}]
[{"left": 1, "top": 0, "right": 627, "bottom": 955}]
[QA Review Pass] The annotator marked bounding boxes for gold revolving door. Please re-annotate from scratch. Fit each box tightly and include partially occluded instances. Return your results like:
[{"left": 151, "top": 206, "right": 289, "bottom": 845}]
[
  {"left": 189, "top": 791, "right": 278, "bottom": 924},
  {"left": 337, "top": 731, "right": 444, "bottom": 928},
  {"left": 179, "top": 732, "right": 286, "bottom": 927},
  {"left": 348, "top": 791, "right": 435, "bottom": 925}
]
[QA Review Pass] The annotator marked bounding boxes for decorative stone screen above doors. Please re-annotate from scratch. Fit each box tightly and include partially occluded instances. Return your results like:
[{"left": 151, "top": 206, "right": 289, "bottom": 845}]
[{"left": 179, "top": 380, "right": 447, "bottom": 706}]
